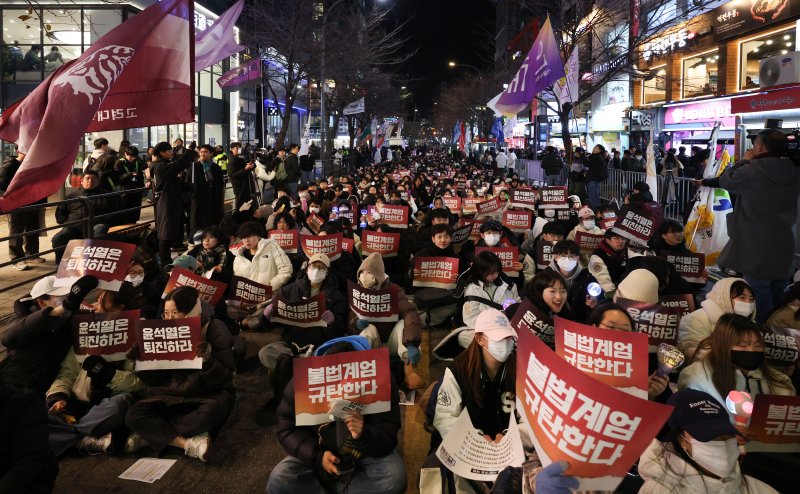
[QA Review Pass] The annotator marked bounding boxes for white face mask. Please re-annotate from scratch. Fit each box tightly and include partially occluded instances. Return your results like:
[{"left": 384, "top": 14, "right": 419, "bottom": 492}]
[
  {"left": 309, "top": 207, "right": 320, "bottom": 214},
  {"left": 485, "top": 338, "right": 515, "bottom": 363},
  {"left": 602, "top": 212, "right": 616, "bottom": 219},
  {"left": 733, "top": 300, "right": 755, "bottom": 317},
  {"left": 556, "top": 257, "right": 578, "bottom": 273},
  {"left": 582, "top": 219, "right": 596, "bottom": 230},
  {"left": 125, "top": 274, "right": 144, "bottom": 287},
  {"left": 484, "top": 233, "right": 501, "bottom": 246},
  {"left": 686, "top": 437, "right": 739, "bottom": 478},
  {"left": 307, "top": 268, "right": 327, "bottom": 284},
  {"left": 359, "top": 271, "right": 378, "bottom": 288}
]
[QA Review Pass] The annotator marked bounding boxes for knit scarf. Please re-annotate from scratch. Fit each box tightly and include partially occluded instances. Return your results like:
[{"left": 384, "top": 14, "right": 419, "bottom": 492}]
[{"left": 598, "top": 239, "right": 626, "bottom": 261}]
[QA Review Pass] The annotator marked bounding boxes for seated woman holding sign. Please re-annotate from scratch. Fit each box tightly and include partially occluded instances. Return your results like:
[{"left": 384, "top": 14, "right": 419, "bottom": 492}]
[
  {"left": 412, "top": 224, "right": 468, "bottom": 327},
  {"left": 125, "top": 286, "right": 236, "bottom": 462},
  {"left": 232, "top": 221, "right": 293, "bottom": 292},
  {"left": 462, "top": 251, "right": 520, "bottom": 329},
  {"left": 420, "top": 309, "right": 533, "bottom": 493}
]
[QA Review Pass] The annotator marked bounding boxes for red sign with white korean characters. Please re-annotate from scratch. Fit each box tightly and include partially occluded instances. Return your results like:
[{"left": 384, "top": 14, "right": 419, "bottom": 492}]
[
  {"left": 341, "top": 237, "right": 355, "bottom": 254},
  {"left": 300, "top": 233, "right": 343, "bottom": 261},
  {"left": 450, "top": 224, "right": 473, "bottom": 245},
  {"left": 510, "top": 188, "right": 537, "bottom": 210},
  {"left": 599, "top": 217, "right": 616, "bottom": 230},
  {"left": 162, "top": 267, "right": 227, "bottom": 306},
  {"left": 516, "top": 327, "right": 673, "bottom": 490},
  {"left": 271, "top": 292, "right": 327, "bottom": 328},
  {"left": 476, "top": 246, "right": 519, "bottom": 277},
  {"left": 378, "top": 204, "right": 409, "bottom": 229},
  {"left": 611, "top": 206, "right": 654, "bottom": 246},
  {"left": 660, "top": 252, "right": 707, "bottom": 284},
  {"left": 476, "top": 196, "right": 504, "bottom": 217},
  {"left": 72, "top": 309, "right": 139, "bottom": 363},
  {"left": 658, "top": 294, "right": 695, "bottom": 317},
  {"left": 503, "top": 210, "right": 533, "bottom": 233},
  {"left": 616, "top": 298, "right": 684, "bottom": 347},
  {"left": 731, "top": 87, "right": 800, "bottom": 114},
  {"left": 55, "top": 239, "right": 136, "bottom": 291},
  {"left": 348, "top": 280, "right": 400, "bottom": 323},
  {"left": 442, "top": 196, "right": 461, "bottom": 212},
  {"left": 536, "top": 240, "right": 556, "bottom": 271},
  {"left": 228, "top": 275, "right": 272, "bottom": 308},
  {"left": 462, "top": 197, "right": 482, "bottom": 214},
  {"left": 554, "top": 317, "right": 649, "bottom": 395},
  {"left": 413, "top": 256, "right": 460, "bottom": 289},
  {"left": 134, "top": 316, "right": 202, "bottom": 371},
  {"left": 763, "top": 327, "right": 800, "bottom": 365},
  {"left": 306, "top": 212, "right": 326, "bottom": 233},
  {"left": 269, "top": 229, "right": 299, "bottom": 254},
  {"left": 362, "top": 231, "right": 401, "bottom": 257},
  {"left": 510, "top": 298, "right": 555, "bottom": 348},
  {"left": 460, "top": 218, "right": 484, "bottom": 242},
  {"left": 746, "top": 395, "right": 800, "bottom": 453},
  {"left": 293, "top": 347, "right": 392, "bottom": 426},
  {"left": 540, "top": 187, "right": 568, "bottom": 209},
  {"left": 574, "top": 231, "right": 604, "bottom": 255}
]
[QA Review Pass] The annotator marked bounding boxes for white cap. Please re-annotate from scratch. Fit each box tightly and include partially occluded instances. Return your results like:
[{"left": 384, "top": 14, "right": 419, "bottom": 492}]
[{"left": 21, "top": 276, "right": 71, "bottom": 301}]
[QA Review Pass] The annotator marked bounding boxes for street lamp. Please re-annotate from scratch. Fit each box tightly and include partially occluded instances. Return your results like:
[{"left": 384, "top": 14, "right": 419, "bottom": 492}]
[{"left": 447, "top": 61, "right": 481, "bottom": 77}]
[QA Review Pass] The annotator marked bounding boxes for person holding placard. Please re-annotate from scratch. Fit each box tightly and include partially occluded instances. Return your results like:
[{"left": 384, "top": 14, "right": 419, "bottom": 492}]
[
  {"left": 461, "top": 251, "right": 520, "bottom": 330},
  {"left": 767, "top": 282, "right": 800, "bottom": 332},
  {"left": 184, "top": 226, "right": 230, "bottom": 282},
  {"left": 566, "top": 206, "right": 605, "bottom": 265},
  {"left": 520, "top": 221, "right": 564, "bottom": 264},
  {"left": 232, "top": 221, "right": 293, "bottom": 292},
  {"left": 412, "top": 224, "right": 467, "bottom": 327},
  {"left": 125, "top": 287, "right": 236, "bottom": 462},
  {"left": 545, "top": 240, "right": 595, "bottom": 323},
  {"left": 587, "top": 229, "right": 629, "bottom": 296},
  {"left": 474, "top": 220, "right": 535, "bottom": 292}
]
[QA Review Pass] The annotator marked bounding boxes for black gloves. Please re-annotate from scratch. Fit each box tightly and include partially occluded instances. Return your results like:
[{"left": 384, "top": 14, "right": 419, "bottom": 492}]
[
  {"left": 62, "top": 275, "right": 99, "bottom": 312},
  {"left": 82, "top": 354, "right": 116, "bottom": 388}
]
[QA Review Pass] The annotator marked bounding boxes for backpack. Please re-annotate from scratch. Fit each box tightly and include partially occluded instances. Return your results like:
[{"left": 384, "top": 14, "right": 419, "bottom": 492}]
[{"left": 274, "top": 160, "right": 288, "bottom": 181}]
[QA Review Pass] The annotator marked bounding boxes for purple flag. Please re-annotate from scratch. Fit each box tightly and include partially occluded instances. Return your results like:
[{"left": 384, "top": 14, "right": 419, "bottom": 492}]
[
  {"left": 195, "top": 0, "right": 245, "bottom": 71},
  {"left": 496, "top": 16, "right": 564, "bottom": 116},
  {"left": 217, "top": 58, "right": 261, "bottom": 92}
]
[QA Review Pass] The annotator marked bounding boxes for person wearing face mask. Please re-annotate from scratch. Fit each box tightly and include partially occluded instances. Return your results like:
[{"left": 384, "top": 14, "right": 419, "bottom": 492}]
[
  {"left": 678, "top": 314, "right": 794, "bottom": 415},
  {"left": 545, "top": 240, "right": 595, "bottom": 323},
  {"left": 678, "top": 278, "right": 756, "bottom": 362},
  {"left": 588, "top": 229, "right": 629, "bottom": 296},
  {"left": 638, "top": 388, "right": 778, "bottom": 494},
  {"left": 420, "top": 309, "right": 533, "bottom": 493},
  {"left": 566, "top": 206, "right": 605, "bottom": 265},
  {"left": 476, "top": 220, "right": 535, "bottom": 292}
]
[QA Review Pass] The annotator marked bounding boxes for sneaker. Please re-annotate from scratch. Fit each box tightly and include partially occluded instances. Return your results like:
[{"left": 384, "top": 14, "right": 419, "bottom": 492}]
[
  {"left": 184, "top": 433, "right": 210, "bottom": 462},
  {"left": 77, "top": 432, "right": 112, "bottom": 454},
  {"left": 124, "top": 433, "right": 150, "bottom": 453},
  {"left": 13, "top": 261, "right": 29, "bottom": 271},
  {"left": 27, "top": 257, "right": 47, "bottom": 263}
]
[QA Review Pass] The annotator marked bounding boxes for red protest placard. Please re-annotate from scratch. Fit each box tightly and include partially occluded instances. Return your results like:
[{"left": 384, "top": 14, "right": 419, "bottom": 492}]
[
  {"left": 300, "top": 233, "right": 343, "bottom": 261},
  {"left": 476, "top": 196, "right": 503, "bottom": 217},
  {"left": 510, "top": 298, "right": 555, "bottom": 347},
  {"left": 55, "top": 239, "right": 136, "bottom": 291},
  {"left": 746, "top": 395, "right": 800, "bottom": 453},
  {"left": 516, "top": 327, "right": 673, "bottom": 489},
  {"left": 268, "top": 229, "right": 299, "bottom": 254},
  {"left": 462, "top": 197, "right": 482, "bottom": 214},
  {"left": 616, "top": 298, "right": 684, "bottom": 347},
  {"left": 306, "top": 212, "right": 326, "bottom": 233},
  {"left": 442, "top": 196, "right": 461, "bottom": 211},
  {"left": 658, "top": 294, "right": 695, "bottom": 316},
  {"left": 162, "top": 267, "right": 227, "bottom": 305},
  {"left": 413, "top": 256, "right": 459, "bottom": 289},
  {"left": 293, "top": 347, "right": 392, "bottom": 426},
  {"left": 763, "top": 327, "right": 800, "bottom": 365},
  {"left": 379, "top": 204, "right": 409, "bottom": 229},
  {"left": 660, "top": 252, "right": 707, "bottom": 284},
  {"left": 510, "top": 188, "right": 537, "bottom": 210},
  {"left": 362, "top": 231, "right": 401, "bottom": 258},
  {"left": 554, "top": 317, "right": 649, "bottom": 395},
  {"left": 134, "top": 317, "right": 202, "bottom": 371},
  {"left": 460, "top": 218, "right": 484, "bottom": 242},
  {"left": 503, "top": 210, "right": 533, "bottom": 232},
  {"left": 271, "top": 292, "right": 327, "bottom": 328},
  {"left": 476, "top": 246, "right": 519, "bottom": 277},
  {"left": 611, "top": 206, "right": 654, "bottom": 246},
  {"left": 450, "top": 224, "right": 473, "bottom": 245},
  {"left": 574, "top": 231, "right": 604, "bottom": 254},
  {"left": 228, "top": 275, "right": 272, "bottom": 308},
  {"left": 341, "top": 237, "right": 355, "bottom": 254},
  {"left": 599, "top": 218, "right": 616, "bottom": 230},
  {"left": 536, "top": 240, "right": 556, "bottom": 271},
  {"left": 540, "top": 186, "right": 568, "bottom": 209},
  {"left": 493, "top": 185, "right": 508, "bottom": 197},
  {"left": 348, "top": 280, "right": 400, "bottom": 322},
  {"left": 72, "top": 309, "right": 139, "bottom": 362}
]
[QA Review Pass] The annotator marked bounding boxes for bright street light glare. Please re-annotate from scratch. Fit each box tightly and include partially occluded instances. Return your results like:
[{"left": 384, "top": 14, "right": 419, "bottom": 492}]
[{"left": 448, "top": 61, "right": 456, "bottom": 67}]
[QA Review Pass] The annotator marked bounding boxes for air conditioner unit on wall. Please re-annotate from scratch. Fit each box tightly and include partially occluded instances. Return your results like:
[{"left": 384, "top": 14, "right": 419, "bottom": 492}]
[{"left": 759, "top": 52, "right": 800, "bottom": 88}]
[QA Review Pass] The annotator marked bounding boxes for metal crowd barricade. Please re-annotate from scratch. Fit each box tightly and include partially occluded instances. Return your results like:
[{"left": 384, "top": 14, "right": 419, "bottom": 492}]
[{"left": 599, "top": 169, "right": 696, "bottom": 221}]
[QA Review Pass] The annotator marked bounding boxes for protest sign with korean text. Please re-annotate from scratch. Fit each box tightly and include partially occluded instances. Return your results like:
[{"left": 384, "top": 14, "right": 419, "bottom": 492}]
[
  {"left": 55, "top": 239, "right": 136, "bottom": 291},
  {"left": 268, "top": 230, "right": 299, "bottom": 254},
  {"left": 134, "top": 317, "right": 202, "bottom": 371},
  {"left": 293, "top": 347, "right": 392, "bottom": 426},
  {"left": 476, "top": 196, "right": 504, "bottom": 217},
  {"left": 517, "top": 326, "right": 673, "bottom": 490},
  {"left": 462, "top": 197, "right": 482, "bottom": 215},
  {"left": 378, "top": 204, "right": 409, "bottom": 229},
  {"left": 362, "top": 231, "right": 401, "bottom": 257},
  {"left": 660, "top": 252, "right": 707, "bottom": 284},
  {"left": 348, "top": 280, "right": 399, "bottom": 322},
  {"left": 413, "top": 257, "right": 459, "bottom": 289},
  {"left": 616, "top": 298, "right": 683, "bottom": 347},
  {"left": 611, "top": 207, "right": 654, "bottom": 246},
  {"left": 510, "top": 298, "right": 555, "bottom": 347},
  {"left": 745, "top": 395, "right": 800, "bottom": 453},
  {"left": 763, "top": 327, "right": 800, "bottom": 365},
  {"left": 536, "top": 240, "right": 556, "bottom": 271},
  {"left": 460, "top": 218, "right": 484, "bottom": 242},
  {"left": 503, "top": 210, "right": 533, "bottom": 233},
  {"left": 510, "top": 188, "right": 537, "bottom": 210},
  {"left": 554, "top": 317, "right": 649, "bottom": 397},
  {"left": 443, "top": 196, "right": 461, "bottom": 212},
  {"left": 270, "top": 292, "right": 327, "bottom": 328},
  {"left": 574, "top": 231, "right": 604, "bottom": 255},
  {"left": 476, "top": 246, "right": 519, "bottom": 277},
  {"left": 162, "top": 267, "right": 227, "bottom": 305},
  {"left": 599, "top": 217, "right": 616, "bottom": 230},
  {"left": 228, "top": 275, "right": 272, "bottom": 309},
  {"left": 341, "top": 237, "right": 355, "bottom": 254},
  {"left": 300, "top": 233, "right": 343, "bottom": 261},
  {"left": 540, "top": 187, "right": 568, "bottom": 209},
  {"left": 306, "top": 212, "right": 326, "bottom": 233},
  {"left": 73, "top": 309, "right": 139, "bottom": 362},
  {"left": 658, "top": 294, "right": 695, "bottom": 316},
  {"left": 450, "top": 224, "right": 473, "bottom": 245}
]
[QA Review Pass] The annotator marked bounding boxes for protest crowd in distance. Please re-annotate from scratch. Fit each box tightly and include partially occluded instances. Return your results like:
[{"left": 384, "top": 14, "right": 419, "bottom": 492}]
[{"left": 2, "top": 137, "right": 800, "bottom": 494}]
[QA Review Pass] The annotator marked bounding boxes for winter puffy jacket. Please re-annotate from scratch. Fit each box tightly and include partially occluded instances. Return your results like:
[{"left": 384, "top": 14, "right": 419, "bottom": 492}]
[
  {"left": 232, "top": 237, "right": 293, "bottom": 291},
  {"left": 461, "top": 279, "right": 520, "bottom": 328}
]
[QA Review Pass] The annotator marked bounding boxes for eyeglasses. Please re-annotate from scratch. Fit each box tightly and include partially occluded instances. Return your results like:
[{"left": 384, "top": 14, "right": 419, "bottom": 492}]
[
  {"left": 599, "top": 321, "right": 632, "bottom": 331},
  {"left": 556, "top": 254, "right": 579, "bottom": 261}
]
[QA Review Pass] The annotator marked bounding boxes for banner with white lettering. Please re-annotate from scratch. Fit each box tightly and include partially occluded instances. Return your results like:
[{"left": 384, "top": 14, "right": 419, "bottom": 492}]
[
  {"left": 660, "top": 252, "right": 707, "bottom": 284},
  {"left": 616, "top": 298, "right": 684, "bottom": 347},
  {"left": 413, "top": 256, "right": 460, "bottom": 289},
  {"left": 377, "top": 204, "right": 409, "bottom": 229},
  {"left": 476, "top": 196, "right": 504, "bottom": 217},
  {"left": 228, "top": 275, "right": 272, "bottom": 309},
  {"left": 271, "top": 293, "right": 327, "bottom": 328},
  {"left": 540, "top": 186, "right": 568, "bottom": 209},
  {"left": 55, "top": 239, "right": 136, "bottom": 291},
  {"left": 503, "top": 210, "right": 533, "bottom": 233},
  {"left": 300, "top": 233, "right": 343, "bottom": 261},
  {"left": 269, "top": 229, "right": 299, "bottom": 254},
  {"left": 764, "top": 327, "right": 800, "bottom": 365},
  {"left": 611, "top": 207, "right": 654, "bottom": 246},
  {"left": 135, "top": 317, "right": 202, "bottom": 371},
  {"left": 442, "top": 196, "right": 461, "bottom": 212},
  {"left": 362, "top": 231, "right": 401, "bottom": 258},
  {"left": 575, "top": 231, "right": 604, "bottom": 255},
  {"left": 450, "top": 224, "right": 473, "bottom": 245},
  {"left": 72, "top": 309, "right": 139, "bottom": 362},
  {"left": 536, "top": 240, "right": 556, "bottom": 271},
  {"left": 348, "top": 280, "right": 400, "bottom": 322},
  {"left": 162, "top": 267, "right": 227, "bottom": 305},
  {"left": 510, "top": 188, "right": 538, "bottom": 210},
  {"left": 510, "top": 298, "right": 555, "bottom": 347},
  {"left": 476, "top": 246, "right": 519, "bottom": 277},
  {"left": 658, "top": 294, "right": 695, "bottom": 316},
  {"left": 745, "top": 395, "right": 800, "bottom": 453},
  {"left": 462, "top": 197, "right": 482, "bottom": 215}
]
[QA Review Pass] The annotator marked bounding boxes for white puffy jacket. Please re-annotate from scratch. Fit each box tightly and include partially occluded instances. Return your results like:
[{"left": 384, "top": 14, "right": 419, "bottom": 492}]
[
  {"left": 461, "top": 280, "right": 519, "bottom": 328},
  {"left": 232, "top": 237, "right": 293, "bottom": 291}
]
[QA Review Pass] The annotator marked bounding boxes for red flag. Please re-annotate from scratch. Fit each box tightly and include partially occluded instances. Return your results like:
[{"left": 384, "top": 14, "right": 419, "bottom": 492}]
[{"left": 0, "top": 0, "right": 194, "bottom": 213}]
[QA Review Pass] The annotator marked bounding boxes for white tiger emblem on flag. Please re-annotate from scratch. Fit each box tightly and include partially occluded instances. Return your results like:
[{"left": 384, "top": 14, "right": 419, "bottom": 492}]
[{"left": 53, "top": 45, "right": 135, "bottom": 105}]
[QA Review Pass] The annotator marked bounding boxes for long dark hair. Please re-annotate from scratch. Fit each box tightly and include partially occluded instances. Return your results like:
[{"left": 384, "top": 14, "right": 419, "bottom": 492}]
[
  {"left": 470, "top": 251, "right": 503, "bottom": 285},
  {"left": 527, "top": 270, "right": 567, "bottom": 316},
  {"left": 452, "top": 337, "right": 516, "bottom": 411},
  {"left": 164, "top": 286, "right": 198, "bottom": 313}
]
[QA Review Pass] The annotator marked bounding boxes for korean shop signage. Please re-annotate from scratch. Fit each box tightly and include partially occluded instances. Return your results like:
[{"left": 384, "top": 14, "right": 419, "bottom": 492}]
[{"left": 713, "top": 0, "right": 799, "bottom": 40}]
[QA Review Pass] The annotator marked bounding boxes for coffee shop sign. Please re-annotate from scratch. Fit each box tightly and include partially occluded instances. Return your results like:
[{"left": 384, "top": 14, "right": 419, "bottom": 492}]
[{"left": 643, "top": 29, "right": 696, "bottom": 61}]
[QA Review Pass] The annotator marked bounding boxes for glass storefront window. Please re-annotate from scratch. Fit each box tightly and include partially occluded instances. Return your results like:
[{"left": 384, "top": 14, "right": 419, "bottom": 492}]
[
  {"left": 683, "top": 51, "right": 719, "bottom": 98},
  {"left": 740, "top": 29, "right": 796, "bottom": 90},
  {"left": 83, "top": 10, "right": 121, "bottom": 44},
  {"left": 42, "top": 45, "right": 79, "bottom": 74},
  {"left": 200, "top": 71, "right": 213, "bottom": 97},
  {"left": 43, "top": 9, "right": 82, "bottom": 45},
  {"left": 642, "top": 66, "right": 667, "bottom": 104}
]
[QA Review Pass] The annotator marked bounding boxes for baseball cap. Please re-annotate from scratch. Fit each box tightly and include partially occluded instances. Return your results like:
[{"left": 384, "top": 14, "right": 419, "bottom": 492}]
[
  {"left": 166, "top": 255, "right": 198, "bottom": 271},
  {"left": 309, "top": 253, "right": 331, "bottom": 268},
  {"left": 480, "top": 220, "right": 504, "bottom": 233},
  {"left": 474, "top": 309, "right": 517, "bottom": 341},
  {"left": 21, "top": 276, "right": 71, "bottom": 301},
  {"left": 666, "top": 389, "right": 741, "bottom": 441},
  {"left": 578, "top": 206, "right": 594, "bottom": 219}
]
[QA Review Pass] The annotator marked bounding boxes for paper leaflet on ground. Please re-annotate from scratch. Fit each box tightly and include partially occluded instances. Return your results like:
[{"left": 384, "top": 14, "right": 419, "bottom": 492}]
[
  {"left": 119, "top": 458, "right": 177, "bottom": 483},
  {"left": 435, "top": 408, "right": 525, "bottom": 482}
]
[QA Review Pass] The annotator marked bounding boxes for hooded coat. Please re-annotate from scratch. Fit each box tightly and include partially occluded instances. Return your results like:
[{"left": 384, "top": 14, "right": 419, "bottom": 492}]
[
  {"left": 152, "top": 152, "right": 193, "bottom": 241},
  {"left": 232, "top": 237, "right": 293, "bottom": 291}
]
